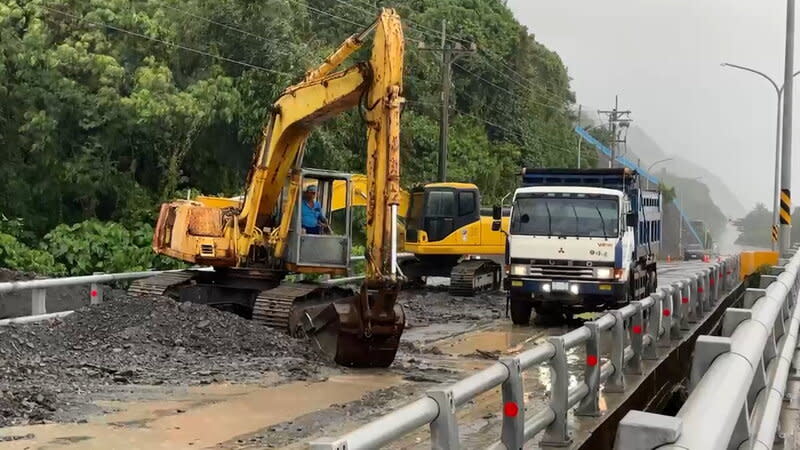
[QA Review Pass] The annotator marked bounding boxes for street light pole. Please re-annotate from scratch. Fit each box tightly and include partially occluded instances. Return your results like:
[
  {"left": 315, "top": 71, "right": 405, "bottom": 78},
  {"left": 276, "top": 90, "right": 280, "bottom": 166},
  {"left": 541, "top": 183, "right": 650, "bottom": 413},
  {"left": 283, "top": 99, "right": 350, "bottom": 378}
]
[
  {"left": 679, "top": 176, "right": 703, "bottom": 254},
  {"left": 644, "top": 158, "right": 673, "bottom": 191},
  {"left": 646, "top": 158, "right": 674, "bottom": 174},
  {"left": 780, "top": 0, "right": 795, "bottom": 255},
  {"left": 721, "top": 62, "right": 800, "bottom": 251}
]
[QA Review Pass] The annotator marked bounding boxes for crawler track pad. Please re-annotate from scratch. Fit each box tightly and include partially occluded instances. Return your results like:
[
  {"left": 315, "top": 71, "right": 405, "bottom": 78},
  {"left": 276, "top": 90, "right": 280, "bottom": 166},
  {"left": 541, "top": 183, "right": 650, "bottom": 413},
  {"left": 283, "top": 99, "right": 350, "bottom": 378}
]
[{"left": 306, "top": 300, "right": 405, "bottom": 368}]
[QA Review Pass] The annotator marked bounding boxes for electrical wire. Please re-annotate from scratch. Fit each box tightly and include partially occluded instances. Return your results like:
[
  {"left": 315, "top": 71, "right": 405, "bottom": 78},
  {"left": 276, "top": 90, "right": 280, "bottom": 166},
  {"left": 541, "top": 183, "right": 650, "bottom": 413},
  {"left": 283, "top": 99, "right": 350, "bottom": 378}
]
[
  {"left": 41, "top": 5, "right": 291, "bottom": 75},
  {"left": 452, "top": 62, "right": 569, "bottom": 115},
  {"left": 158, "top": 4, "right": 309, "bottom": 59}
]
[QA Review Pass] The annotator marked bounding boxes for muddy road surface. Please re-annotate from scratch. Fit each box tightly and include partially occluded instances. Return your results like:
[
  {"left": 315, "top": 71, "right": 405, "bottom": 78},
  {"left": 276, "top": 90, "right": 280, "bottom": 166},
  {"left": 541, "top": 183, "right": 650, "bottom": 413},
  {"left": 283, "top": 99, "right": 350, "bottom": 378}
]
[
  {"left": 0, "top": 282, "right": 570, "bottom": 449},
  {"left": 3, "top": 265, "right": 692, "bottom": 449}
]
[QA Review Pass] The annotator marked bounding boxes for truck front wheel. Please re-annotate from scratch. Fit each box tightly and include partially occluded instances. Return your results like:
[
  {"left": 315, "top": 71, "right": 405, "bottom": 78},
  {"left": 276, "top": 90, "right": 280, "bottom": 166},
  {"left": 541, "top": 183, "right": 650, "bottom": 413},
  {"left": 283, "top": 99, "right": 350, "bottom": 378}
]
[{"left": 510, "top": 296, "right": 533, "bottom": 325}]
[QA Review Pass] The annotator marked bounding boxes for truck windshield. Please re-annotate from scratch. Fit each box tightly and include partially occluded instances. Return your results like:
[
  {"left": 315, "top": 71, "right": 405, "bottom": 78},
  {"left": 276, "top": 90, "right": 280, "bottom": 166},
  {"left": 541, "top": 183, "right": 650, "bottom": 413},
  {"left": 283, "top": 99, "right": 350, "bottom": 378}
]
[{"left": 511, "top": 194, "right": 620, "bottom": 238}]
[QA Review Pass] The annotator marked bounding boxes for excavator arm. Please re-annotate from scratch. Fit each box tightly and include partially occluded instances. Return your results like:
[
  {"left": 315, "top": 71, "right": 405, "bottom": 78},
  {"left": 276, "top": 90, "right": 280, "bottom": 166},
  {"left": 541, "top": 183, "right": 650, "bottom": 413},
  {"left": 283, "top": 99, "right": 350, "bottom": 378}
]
[{"left": 151, "top": 9, "right": 407, "bottom": 368}]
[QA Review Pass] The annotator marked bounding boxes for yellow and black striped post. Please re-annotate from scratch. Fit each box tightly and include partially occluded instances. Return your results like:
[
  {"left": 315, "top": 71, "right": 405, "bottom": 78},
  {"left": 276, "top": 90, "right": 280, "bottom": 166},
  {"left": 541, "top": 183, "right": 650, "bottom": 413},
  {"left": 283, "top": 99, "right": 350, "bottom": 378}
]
[
  {"left": 780, "top": 189, "right": 792, "bottom": 225},
  {"left": 772, "top": 225, "right": 779, "bottom": 243}
]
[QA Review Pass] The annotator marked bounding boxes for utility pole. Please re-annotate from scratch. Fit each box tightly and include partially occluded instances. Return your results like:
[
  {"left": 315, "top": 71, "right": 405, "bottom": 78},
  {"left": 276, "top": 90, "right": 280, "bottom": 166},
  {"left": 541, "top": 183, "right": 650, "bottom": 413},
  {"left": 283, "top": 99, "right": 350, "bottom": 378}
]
[
  {"left": 780, "top": 0, "right": 795, "bottom": 255},
  {"left": 598, "top": 96, "right": 632, "bottom": 168},
  {"left": 421, "top": 21, "right": 477, "bottom": 182},
  {"left": 576, "top": 105, "right": 582, "bottom": 169}
]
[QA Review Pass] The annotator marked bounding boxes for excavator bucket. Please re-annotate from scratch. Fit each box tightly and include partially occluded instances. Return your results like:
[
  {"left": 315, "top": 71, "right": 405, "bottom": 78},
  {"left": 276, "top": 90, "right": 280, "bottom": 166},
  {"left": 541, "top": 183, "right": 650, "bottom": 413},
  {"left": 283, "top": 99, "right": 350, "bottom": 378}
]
[{"left": 302, "top": 286, "right": 405, "bottom": 368}]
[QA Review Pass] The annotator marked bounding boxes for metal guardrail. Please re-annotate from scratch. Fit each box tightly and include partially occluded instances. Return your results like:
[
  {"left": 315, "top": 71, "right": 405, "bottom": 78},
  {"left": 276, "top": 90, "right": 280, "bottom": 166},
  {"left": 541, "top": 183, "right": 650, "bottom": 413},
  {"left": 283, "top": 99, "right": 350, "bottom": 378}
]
[
  {"left": 616, "top": 247, "right": 800, "bottom": 450},
  {"left": 310, "top": 256, "right": 741, "bottom": 449},
  {"left": 0, "top": 269, "right": 189, "bottom": 319},
  {"left": 0, "top": 253, "right": 415, "bottom": 322}
]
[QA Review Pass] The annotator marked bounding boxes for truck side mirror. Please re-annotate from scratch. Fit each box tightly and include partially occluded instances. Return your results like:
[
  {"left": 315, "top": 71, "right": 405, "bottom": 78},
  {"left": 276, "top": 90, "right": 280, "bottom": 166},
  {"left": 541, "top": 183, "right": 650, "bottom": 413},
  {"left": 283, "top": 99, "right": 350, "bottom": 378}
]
[
  {"left": 626, "top": 213, "right": 636, "bottom": 227},
  {"left": 492, "top": 220, "right": 502, "bottom": 232},
  {"left": 492, "top": 205, "right": 502, "bottom": 220}
]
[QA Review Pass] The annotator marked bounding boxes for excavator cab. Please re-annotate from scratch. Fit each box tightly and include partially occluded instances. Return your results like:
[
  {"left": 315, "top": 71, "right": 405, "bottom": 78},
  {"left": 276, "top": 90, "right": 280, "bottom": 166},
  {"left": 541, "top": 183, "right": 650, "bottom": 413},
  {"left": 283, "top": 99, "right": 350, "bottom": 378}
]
[
  {"left": 285, "top": 169, "right": 353, "bottom": 275},
  {"left": 405, "top": 183, "right": 481, "bottom": 244}
]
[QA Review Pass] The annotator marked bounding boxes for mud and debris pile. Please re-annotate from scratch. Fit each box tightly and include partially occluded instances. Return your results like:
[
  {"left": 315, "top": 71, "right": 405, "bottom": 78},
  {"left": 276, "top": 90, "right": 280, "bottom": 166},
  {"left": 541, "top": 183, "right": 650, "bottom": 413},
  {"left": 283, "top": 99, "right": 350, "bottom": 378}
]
[
  {"left": 0, "top": 293, "right": 323, "bottom": 426},
  {"left": 400, "top": 289, "right": 506, "bottom": 327}
]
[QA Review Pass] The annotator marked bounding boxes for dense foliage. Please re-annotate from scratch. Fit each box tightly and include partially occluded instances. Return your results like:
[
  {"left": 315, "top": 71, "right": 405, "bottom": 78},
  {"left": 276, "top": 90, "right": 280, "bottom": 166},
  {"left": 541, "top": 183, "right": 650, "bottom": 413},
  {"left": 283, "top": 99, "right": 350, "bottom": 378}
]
[
  {"left": 1, "top": 0, "right": 586, "bottom": 274},
  {"left": 735, "top": 204, "right": 800, "bottom": 249}
]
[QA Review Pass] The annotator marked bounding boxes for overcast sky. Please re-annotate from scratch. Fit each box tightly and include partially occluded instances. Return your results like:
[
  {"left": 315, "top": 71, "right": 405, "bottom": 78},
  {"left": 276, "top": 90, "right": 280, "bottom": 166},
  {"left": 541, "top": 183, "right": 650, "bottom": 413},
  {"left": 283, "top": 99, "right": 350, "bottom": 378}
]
[{"left": 508, "top": 0, "right": 795, "bottom": 211}]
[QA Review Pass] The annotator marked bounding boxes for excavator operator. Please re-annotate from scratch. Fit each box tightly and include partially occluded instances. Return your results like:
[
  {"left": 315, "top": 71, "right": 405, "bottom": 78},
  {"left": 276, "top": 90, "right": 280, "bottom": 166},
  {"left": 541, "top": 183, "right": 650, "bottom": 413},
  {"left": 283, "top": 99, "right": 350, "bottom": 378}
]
[{"left": 301, "top": 185, "right": 328, "bottom": 234}]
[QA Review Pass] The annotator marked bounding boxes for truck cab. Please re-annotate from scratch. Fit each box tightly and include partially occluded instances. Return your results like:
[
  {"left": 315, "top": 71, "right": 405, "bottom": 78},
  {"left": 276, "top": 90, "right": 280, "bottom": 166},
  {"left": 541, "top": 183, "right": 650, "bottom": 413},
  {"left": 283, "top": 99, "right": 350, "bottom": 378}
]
[{"left": 504, "top": 169, "right": 660, "bottom": 324}]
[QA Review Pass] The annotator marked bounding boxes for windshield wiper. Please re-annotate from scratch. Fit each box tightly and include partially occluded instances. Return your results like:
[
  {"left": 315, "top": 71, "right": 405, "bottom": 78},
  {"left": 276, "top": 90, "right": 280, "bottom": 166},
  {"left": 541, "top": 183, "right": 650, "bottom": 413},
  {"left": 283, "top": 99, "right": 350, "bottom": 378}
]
[
  {"left": 544, "top": 201, "right": 553, "bottom": 237},
  {"left": 595, "top": 205, "right": 609, "bottom": 240},
  {"left": 571, "top": 204, "right": 580, "bottom": 237}
]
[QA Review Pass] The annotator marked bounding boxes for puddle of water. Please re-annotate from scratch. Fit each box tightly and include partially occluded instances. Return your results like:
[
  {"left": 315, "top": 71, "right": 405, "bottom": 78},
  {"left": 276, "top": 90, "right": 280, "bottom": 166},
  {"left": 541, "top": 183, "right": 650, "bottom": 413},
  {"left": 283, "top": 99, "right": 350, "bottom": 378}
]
[
  {"left": 438, "top": 326, "right": 545, "bottom": 356},
  {"left": 0, "top": 374, "right": 403, "bottom": 450}
]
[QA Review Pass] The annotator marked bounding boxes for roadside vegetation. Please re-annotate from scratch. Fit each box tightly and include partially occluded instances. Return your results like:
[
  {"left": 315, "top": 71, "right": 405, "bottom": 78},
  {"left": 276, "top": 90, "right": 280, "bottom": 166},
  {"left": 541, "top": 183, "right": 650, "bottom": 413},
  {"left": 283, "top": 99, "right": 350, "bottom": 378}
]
[{"left": 0, "top": 0, "right": 591, "bottom": 274}]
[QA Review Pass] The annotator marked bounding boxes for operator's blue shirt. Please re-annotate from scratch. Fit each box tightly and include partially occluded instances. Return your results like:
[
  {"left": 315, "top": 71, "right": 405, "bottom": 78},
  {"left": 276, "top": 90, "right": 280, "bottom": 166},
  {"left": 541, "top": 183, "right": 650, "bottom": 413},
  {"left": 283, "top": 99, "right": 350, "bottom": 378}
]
[{"left": 301, "top": 200, "right": 324, "bottom": 229}]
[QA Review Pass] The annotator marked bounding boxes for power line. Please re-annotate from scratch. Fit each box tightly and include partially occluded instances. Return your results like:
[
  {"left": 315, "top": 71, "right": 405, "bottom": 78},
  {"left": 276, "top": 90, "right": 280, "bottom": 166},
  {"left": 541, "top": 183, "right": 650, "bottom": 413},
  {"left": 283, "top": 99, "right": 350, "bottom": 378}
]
[
  {"left": 475, "top": 49, "right": 567, "bottom": 106},
  {"left": 452, "top": 62, "right": 569, "bottom": 115},
  {"left": 160, "top": 4, "right": 308, "bottom": 56},
  {"left": 284, "top": 0, "right": 367, "bottom": 28},
  {"left": 41, "top": 6, "right": 290, "bottom": 75}
]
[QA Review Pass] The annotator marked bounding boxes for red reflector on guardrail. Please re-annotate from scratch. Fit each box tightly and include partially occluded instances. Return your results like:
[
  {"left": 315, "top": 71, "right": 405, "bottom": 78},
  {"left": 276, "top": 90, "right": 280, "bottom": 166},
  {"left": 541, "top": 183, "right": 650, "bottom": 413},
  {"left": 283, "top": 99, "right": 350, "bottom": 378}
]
[{"left": 503, "top": 402, "right": 519, "bottom": 417}]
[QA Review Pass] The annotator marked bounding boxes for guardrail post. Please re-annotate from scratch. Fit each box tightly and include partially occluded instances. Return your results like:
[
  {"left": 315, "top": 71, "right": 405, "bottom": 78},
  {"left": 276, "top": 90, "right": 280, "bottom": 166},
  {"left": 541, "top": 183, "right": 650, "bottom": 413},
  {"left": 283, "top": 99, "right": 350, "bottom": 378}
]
[
  {"left": 499, "top": 357, "right": 524, "bottom": 449},
  {"left": 722, "top": 308, "right": 751, "bottom": 337},
  {"left": 613, "top": 410, "right": 682, "bottom": 450},
  {"left": 31, "top": 288, "right": 46, "bottom": 315},
  {"left": 577, "top": 321, "right": 600, "bottom": 416},
  {"left": 658, "top": 288, "right": 672, "bottom": 347},
  {"left": 729, "top": 404, "right": 752, "bottom": 449},
  {"left": 670, "top": 284, "right": 682, "bottom": 337},
  {"left": 763, "top": 328, "right": 778, "bottom": 363},
  {"left": 542, "top": 336, "right": 572, "bottom": 447},
  {"left": 606, "top": 310, "right": 627, "bottom": 392},
  {"left": 689, "top": 335, "right": 731, "bottom": 392},
  {"left": 427, "top": 388, "right": 459, "bottom": 449},
  {"left": 627, "top": 301, "right": 644, "bottom": 374},
  {"left": 747, "top": 358, "right": 768, "bottom": 412},
  {"left": 709, "top": 266, "right": 718, "bottom": 303},
  {"left": 697, "top": 270, "right": 708, "bottom": 312},
  {"left": 760, "top": 274, "right": 778, "bottom": 289},
  {"left": 643, "top": 295, "right": 659, "bottom": 360},
  {"left": 90, "top": 272, "right": 104, "bottom": 305},
  {"left": 744, "top": 288, "right": 767, "bottom": 308},
  {"left": 679, "top": 282, "right": 690, "bottom": 330},
  {"left": 687, "top": 276, "right": 699, "bottom": 323}
]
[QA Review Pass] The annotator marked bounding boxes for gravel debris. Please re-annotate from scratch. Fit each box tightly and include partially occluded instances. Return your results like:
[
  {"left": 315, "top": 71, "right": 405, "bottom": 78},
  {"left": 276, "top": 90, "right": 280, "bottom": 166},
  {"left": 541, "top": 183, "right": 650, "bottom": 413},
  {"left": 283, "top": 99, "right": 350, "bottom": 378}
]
[{"left": 0, "top": 293, "right": 323, "bottom": 427}]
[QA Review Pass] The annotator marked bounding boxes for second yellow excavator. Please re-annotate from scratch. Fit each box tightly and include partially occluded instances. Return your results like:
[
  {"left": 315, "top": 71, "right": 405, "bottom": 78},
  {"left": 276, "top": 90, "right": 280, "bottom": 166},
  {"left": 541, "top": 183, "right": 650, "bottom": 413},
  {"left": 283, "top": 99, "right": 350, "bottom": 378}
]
[
  {"left": 332, "top": 177, "right": 510, "bottom": 295},
  {"left": 130, "top": 9, "right": 406, "bottom": 368}
]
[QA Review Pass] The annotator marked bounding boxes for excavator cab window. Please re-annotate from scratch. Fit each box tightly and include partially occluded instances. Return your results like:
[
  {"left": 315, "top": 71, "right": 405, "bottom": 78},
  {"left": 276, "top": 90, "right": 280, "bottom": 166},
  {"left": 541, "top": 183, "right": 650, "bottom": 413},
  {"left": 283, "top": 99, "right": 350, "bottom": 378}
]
[
  {"left": 410, "top": 186, "right": 481, "bottom": 243},
  {"left": 286, "top": 169, "right": 353, "bottom": 269}
]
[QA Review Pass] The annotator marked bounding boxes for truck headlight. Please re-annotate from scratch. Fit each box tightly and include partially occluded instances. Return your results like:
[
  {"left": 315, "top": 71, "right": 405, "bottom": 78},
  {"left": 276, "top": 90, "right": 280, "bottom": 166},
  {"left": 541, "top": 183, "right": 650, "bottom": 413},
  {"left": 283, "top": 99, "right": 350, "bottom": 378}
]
[
  {"left": 510, "top": 264, "right": 529, "bottom": 276},
  {"left": 593, "top": 267, "right": 614, "bottom": 279}
]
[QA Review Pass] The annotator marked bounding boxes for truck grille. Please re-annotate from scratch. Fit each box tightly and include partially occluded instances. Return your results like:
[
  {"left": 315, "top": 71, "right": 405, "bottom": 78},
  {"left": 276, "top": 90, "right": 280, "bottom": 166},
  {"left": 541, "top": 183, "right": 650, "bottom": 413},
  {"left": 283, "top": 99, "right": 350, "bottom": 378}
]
[{"left": 529, "top": 264, "right": 594, "bottom": 279}]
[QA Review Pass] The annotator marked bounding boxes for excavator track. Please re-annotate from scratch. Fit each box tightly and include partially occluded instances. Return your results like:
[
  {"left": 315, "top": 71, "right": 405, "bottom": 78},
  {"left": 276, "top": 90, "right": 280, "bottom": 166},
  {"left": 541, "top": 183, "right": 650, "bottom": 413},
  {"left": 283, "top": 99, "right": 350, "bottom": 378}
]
[
  {"left": 251, "top": 284, "right": 322, "bottom": 331},
  {"left": 449, "top": 260, "right": 502, "bottom": 296},
  {"left": 252, "top": 283, "right": 354, "bottom": 334},
  {"left": 128, "top": 271, "right": 195, "bottom": 296}
]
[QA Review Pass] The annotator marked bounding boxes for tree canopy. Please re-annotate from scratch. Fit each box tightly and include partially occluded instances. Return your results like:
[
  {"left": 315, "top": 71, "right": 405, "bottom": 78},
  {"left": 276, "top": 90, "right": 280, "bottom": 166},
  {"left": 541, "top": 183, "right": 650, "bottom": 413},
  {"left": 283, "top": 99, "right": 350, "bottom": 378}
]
[{"left": 0, "top": 0, "right": 588, "bottom": 274}]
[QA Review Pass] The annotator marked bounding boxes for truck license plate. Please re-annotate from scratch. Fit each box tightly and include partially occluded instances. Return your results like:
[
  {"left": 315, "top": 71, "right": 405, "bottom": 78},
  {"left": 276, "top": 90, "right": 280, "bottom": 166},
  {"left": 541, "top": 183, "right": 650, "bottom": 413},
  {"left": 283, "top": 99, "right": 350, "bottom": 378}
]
[{"left": 552, "top": 281, "right": 569, "bottom": 291}]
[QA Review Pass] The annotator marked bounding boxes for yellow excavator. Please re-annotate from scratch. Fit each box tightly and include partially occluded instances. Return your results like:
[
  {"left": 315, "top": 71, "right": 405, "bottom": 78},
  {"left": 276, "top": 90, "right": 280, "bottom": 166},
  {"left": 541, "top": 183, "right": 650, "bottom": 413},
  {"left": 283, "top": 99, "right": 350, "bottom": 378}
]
[
  {"left": 402, "top": 183, "right": 510, "bottom": 294},
  {"left": 130, "top": 9, "right": 406, "bottom": 368},
  {"left": 332, "top": 178, "right": 510, "bottom": 295}
]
